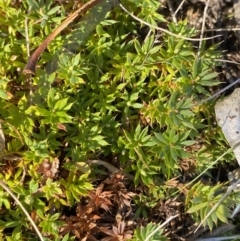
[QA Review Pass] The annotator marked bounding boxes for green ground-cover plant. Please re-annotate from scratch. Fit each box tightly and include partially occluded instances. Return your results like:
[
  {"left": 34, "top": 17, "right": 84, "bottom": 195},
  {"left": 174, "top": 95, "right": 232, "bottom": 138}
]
[
  {"left": 132, "top": 223, "right": 167, "bottom": 241},
  {"left": 0, "top": 0, "right": 237, "bottom": 239}
]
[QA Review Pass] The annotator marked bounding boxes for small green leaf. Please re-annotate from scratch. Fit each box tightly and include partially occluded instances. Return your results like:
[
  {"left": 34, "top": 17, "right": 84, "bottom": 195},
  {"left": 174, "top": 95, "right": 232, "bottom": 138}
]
[
  {"left": 201, "top": 72, "right": 218, "bottom": 81},
  {"left": 54, "top": 98, "right": 69, "bottom": 110},
  {"left": 72, "top": 53, "right": 80, "bottom": 66},
  {"left": 187, "top": 202, "right": 208, "bottom": 213},
  {"left": 0, "top": 89, "right": 8, "bottom": 99},
  {"left": 181, "top": 140, "right": 195, "bottom": 146},
  {"left": 216, "top": 205, "right": 230, "bottom": 223},
  {"left": 36, "top": 209, "right": 44, "bottom": 220},
  {"left": 192, "top": 58, "right": 202, "bottom": 79},
  {"left": 47, "top": 6, "right": 60, "bottom": 15},
  {"left": 26, "top": 0, "right": 39, "bottom": 10}
]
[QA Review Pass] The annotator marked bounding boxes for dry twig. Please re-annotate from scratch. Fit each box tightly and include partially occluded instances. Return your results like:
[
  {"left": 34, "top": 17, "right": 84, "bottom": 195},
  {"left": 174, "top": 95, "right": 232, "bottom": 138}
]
[
  {"left": 0, "top": 180, "right": 44, "bottom": 241},
  {"left": 119, "top": 3, "right": 221, "bottom": 42},
  {"left": 197, "top": 0, "right": 210, "bottom": 58}
]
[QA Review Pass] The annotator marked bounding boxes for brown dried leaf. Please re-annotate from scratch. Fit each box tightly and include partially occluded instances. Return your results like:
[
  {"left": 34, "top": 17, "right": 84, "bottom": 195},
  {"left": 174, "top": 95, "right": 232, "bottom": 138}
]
[
  {"left": 100, "top": 222, "right": 132, "bottom": 241},
  {"left": 88, "top": 185, "right": 113, "bottom": 211},
  {"left": 36, "top": 158, "right": 59, "bottom": 179},
  {"left": 57, "top": 123, "right": 67, "bottom": 131}
]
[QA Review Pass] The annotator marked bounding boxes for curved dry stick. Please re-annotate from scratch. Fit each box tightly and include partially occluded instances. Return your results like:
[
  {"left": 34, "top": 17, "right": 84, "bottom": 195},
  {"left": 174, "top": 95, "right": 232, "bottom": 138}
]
[
  {"left": 23, "top": 0, "right": 103, "bottom": 75},
  {"left": 119, "top": 3, "right": 221, "bottom": 42},
  {"left": 87, "top": 159, "right": 134, "bottom": 181},
  {"left": 0, "top": 119, "right": 24, "bottom": 145}
]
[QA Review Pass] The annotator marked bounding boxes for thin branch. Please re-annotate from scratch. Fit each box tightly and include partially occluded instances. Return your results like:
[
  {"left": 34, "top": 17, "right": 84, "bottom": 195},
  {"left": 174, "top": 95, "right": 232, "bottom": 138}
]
[
  {"left": 205, "top": 222, "right": 235, "bottom": 238},
  {"left": 145, "top": 214, "right": 179, "bottom": 241},
  {"left": 195, "top": 78, "right": 240, "bottom": 107},
  {"left": 205, "top": 27, "right": 240, "bottom": 32},
  {"left": 24, "top": 11, "right": 30, "bottom": 58},
  {"left": 0, "top": 119, "right": 24, "bottom": 145},
  {"left": 194, "top": 178, "right": 240, "bottom": 233},
  {"left": 170, "top": 148, "right": 233, "bottom": 198},
  {"left": 197, "top": 0, "right": 210, "bottom": 58},
  {"left": 173, "top": 0, "right": 186, "bottom": 18},
  {"left": 231, "top": 203, "right": 240, "bottom": 218},
  {"left": 87, "top": 159, "right": 134, "bottom": 181},
  {"left": 24, "top": 7, "right": 33, "bottom": 105},
  {"left": 214, "top": 58, "right": 240, "bottom": 65},
  {"left": 167, "top": 0, "right": 177, "bottom": 23},
  {"left": 119, "top": 3, "right": 221, "bottom": 42},
  {"left": 0, "top": 180, "right": 44, "bottom": 241},
  {"left": 196, "top": 235, "right": 240, "bottom": 241}
]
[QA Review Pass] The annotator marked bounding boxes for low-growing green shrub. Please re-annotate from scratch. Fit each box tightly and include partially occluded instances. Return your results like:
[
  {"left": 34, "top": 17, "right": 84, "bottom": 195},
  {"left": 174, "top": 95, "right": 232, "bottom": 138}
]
[{"left": 0, "top": 0, "right": 236, "bottom": 239}]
